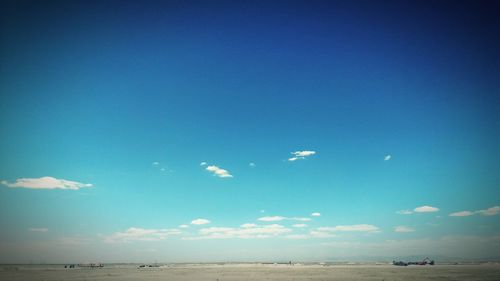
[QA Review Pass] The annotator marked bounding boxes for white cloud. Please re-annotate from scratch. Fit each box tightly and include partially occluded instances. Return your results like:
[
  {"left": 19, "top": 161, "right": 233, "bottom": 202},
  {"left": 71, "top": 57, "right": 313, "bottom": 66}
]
[
  {"left": 311, "top": 212, "right": 321, "bottom": 217},
  {"left": 318, "top": 224, "right": 380, "bottom": 233},
  {"left": 396, "top": 209, "right": 413, "bottom": 215},
  {"left": 384, "top": 155, "right": 391, "bottom": 161},
  {"left": 200, "top": 162, "right": 207, "bottom": 166},
  {"left": 257, "top": 216, "right": 310, "bottom": 222},
  {"left": 309, "top": 231, "right": 336, "bottom": 238},
  {"left": 285, "top": 234, "right": 309, "bottom": 239},
  {"left": 28, "top": 228, "right": 48, "bottom": 232},
  {"left": 284, "top": 230, "right": 336, "bottom": 239},
  {"left": 414, "top": 206, "right": 439, "bottom": 213},
  {"left": 320, "top": 235, "right": 500, "bottom": 258},
  {"left": 205, "top": 165, "right": 233, "bottom": 178},
  {"left": 394, "top": 226, "right": 415, "bottom": 233},
  {"left": 199, "top": 227, "right": 234, "bottom": 235},
  {"left": 292, "top": 224, "right": 307, "bottom": 228},
  {"left": 288, "top": 150, "right": 316, "bottom": 161},
  {"left": 294, "top": 151, "right": 316, "bottom": 157},
  {"left": 186, "top": 224, "right": 292, "bottom": 240},
  {"left": 57, "top": 236, "right": 92, "bottom": 246},
  {"left": 448, "top": 206, "right": 500, "bottom": 217},
  {"left": 104, "top": 227, "right": 181, "bottom": 243},
  {"left": 249, "top": 162, "right": 256, "bottom": 167},
  {"left": 191, "top": 218, "right": 211, "bottom": 225},
  {"left": 450, "top": 211, "right": 474, "bottom": 217},
  {"left": 290, "top": 217, "right": 311, "bottom": 221},
  {"left": 1, "top": 177, "right": 92, "bottom": 190},
  {"left": 477, "top": 206, "right": 500, "bottom": 216},
  {"left": 241, "top": 223, "right": 257, "bottom": 228},
  {"left": 258, "top": 216, "right": 286, "bottom": 222},
  {"left": 179, "top": 224, "right": 189, "bottom": 228},
  {"left": 397, "top": 206, "right": 440, "bottom": 215},
  {"left": 152, "top": 162, "right": 160, "bottom": 166}
]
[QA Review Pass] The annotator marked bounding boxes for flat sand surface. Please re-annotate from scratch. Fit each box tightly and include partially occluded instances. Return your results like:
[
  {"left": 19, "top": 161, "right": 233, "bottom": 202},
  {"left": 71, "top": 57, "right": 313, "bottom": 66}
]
[{"left": 1, "top": 264, "right": 500, "bottom": 281}]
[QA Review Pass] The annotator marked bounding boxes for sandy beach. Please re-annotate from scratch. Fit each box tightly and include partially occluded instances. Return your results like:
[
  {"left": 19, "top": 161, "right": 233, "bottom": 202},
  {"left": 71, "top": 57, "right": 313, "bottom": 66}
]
[{"left": 1, "top": 264, "right": 500, "bottom": 281}]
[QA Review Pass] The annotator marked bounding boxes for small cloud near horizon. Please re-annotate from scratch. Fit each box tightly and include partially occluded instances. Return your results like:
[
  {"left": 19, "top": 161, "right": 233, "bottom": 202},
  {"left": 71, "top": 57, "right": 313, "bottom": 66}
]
[
  {"left": 191, "top": 218, "right": 211, "bottom": 225},
  {"left": 184, "top": 224, "right": 292, "bottom": 240},
  {"left": 288, "top": 150, "right": 316, "bottom": 161},
  {"left": 2, "top": 177, "right": 92, "bottom": 190},
  {"left": 318, "top": 224, "right": 380, "bottom": 233},
  {"left": 258, "top": 216, "right": 286, "bottom": 222},
  {"left": 257, "top": 216, "right": 311, "bottom": 222},
  {"left": 414, "top": 206, "right": 439, "bottom": 213},
  {"left": 205, "top": 165, "right": 233, "bottom": 178},
  {"left": 103, "top": 227, "right": 181, "bottom": 243},
  {"left": 29, "top": 228, "right": 48, "bottom": 232},
  {"left": 384, "top": 155, "right": 391, "bottom": 161},
  {"left": 449, "top": 211, "right": 474, "bottom": 217},
  {"left": 449, "top": 206, "right": 500, "bottom": 217},
  {"left": 394, "top": 226, "right": 415, "bottom": 233},
  {"left": 477, "top": 206, "right": 500, "bottom": 216}
]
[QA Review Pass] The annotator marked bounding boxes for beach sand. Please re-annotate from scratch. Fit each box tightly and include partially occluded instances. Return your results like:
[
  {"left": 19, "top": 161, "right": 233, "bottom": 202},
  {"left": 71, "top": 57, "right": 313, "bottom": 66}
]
[{"left": 1, "top": 264, "right": 500, "bottom": 281}]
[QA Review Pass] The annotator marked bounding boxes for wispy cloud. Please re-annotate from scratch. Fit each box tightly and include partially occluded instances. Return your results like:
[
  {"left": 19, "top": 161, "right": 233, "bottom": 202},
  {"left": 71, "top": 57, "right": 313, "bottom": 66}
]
[
  {"left": 394, "top": 226, "right": 415, "bottom": 233},
  {"left": 449, "top": 206, "right": 500, "bottom": 217},
  {"left": 1, "top": 177, "right": 92, "bottom": 190},
  {"left": 200, "top": 162, "right": 207, "bottom": 166},
  {"left": 249, "top": 162, "right": 256, "bottom": 167},
  {"left": 205, "top": 165, "right": 233, "bottom": 178},
  {"left": 414, "top": 206, "right": 439, "bottom": 213},
  {"left": 241, "top": 223, "right": 257, "bottom": 228},
  {"left": 290, "top": 217, "right": 311, "bottom": 221},
  {"left": 449, "top": 211, "right": 474, "bottom": 217},
  {"left": 151, "top": 162, "right": 172, "bottom": 173},
  {"left": 477, "top": 206, "right": 500, "bottom": 216},
  {"left": 398, "top": 206, "right": 439, "bottom": 214},
  {"left": 257, "top": 216, "right": 311, "bottom": 222},
  {"left": 285, "top": 227, "right": 365, "bottom": 239},
  {"left": 309, "top": 231, "right": 336, "bottom": 238},
  {"left": 185, "top": 224, "right": 292, "bottom": 240},
  {"left": 384, "top": 155, "right": 391, "bottom": 161},
  {"left": 28, "top": 228, "right": 48, "bottom": 232},
  {"left": 320, "top": 235, "right": 500, "bottom": 258},
  {"left": 288, "top": 150, "right": 316, "bottom": 161},
  {"left": 104, "top": 227, "right": 181, "bottom": 243},
  {"left": 191, "top": 218, "right": 211, "bottom": 225},
  {"left": 285, "top": 234, "right": 309, "bottom": 239},
  {"left": 292, "top": 224, "right": 307, "bottom": 228},
  {"left": 318, "top": 224, "right": 380, "bottom": 233},
  {"left": 258, "top": 216, "right": 286, "bottom": 222},
  {"left": 179, "top": 224, "right": 189, "bottom": 228},
  {"left": 311, "top": 212, "right": 321, "bottom": 217},
  {"left": 57, "top": 236, "right": 93, "bottom": 246}
]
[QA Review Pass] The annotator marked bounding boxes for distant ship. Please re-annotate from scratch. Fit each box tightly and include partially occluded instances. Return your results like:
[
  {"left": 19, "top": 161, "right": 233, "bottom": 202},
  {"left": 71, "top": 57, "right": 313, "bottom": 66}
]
[
  {"left": 393, "top": 257, "right": 434, "bottom": 266},
  {"left": 78, "top": 263, "right": 104, "bottom": 268}
]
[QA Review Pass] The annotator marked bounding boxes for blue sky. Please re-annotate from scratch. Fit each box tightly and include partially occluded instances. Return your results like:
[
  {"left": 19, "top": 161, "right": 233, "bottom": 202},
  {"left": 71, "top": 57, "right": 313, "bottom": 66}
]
[{"left": 0, "top": 0, "right": 499, "bottom": 262}]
